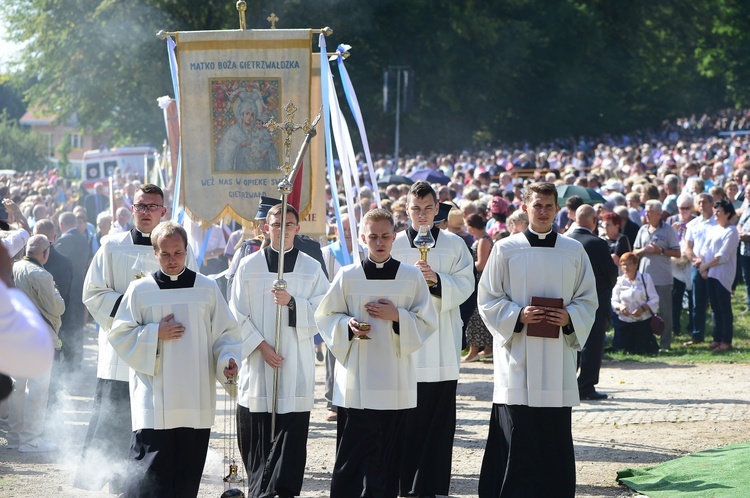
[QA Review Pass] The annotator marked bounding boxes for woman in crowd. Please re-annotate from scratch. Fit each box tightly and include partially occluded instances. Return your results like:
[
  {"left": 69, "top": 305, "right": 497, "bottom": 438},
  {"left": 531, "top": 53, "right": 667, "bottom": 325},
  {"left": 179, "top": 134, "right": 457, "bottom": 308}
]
[
  {"left": 700, "top": 199, "right": 740, "bottom": 352},
  {"left": 600, "top": 212, "right": 630, "bottom": 266},
  {"left": 611, "top": 252, "right": 660, "bottom": 355},
  {"left": 462, "top": 214, "right": 493, "bottom": 362},
  {"left": 670, "top": 194, "right": 695, "bottom": 337},
  {"left": 737, "top": 185, "right": 750, "bottom": 315},
  {"left": 506, "top": 210, "right": 528, "bottom": 235}
]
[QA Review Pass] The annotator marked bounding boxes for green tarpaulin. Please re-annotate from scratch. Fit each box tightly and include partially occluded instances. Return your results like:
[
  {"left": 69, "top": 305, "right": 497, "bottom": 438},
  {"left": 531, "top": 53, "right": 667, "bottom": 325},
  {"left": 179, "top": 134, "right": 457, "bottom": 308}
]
[{"left": 617, "top": 442, "right": 750, "bottom": 497}]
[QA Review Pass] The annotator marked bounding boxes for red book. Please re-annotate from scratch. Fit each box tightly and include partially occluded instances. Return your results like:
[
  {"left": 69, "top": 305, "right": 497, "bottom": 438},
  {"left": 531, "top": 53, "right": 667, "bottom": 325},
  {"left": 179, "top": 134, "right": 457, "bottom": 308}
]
[{"left": 526, "top": 297, "right": 564, "bottom": 338}]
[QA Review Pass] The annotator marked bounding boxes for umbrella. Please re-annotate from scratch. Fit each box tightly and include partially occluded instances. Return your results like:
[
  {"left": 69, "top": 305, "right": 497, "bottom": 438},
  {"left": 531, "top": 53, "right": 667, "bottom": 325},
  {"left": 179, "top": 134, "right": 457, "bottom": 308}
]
[
  {"left": 556, "top": 185, "right": 607, "bottom": 207},
  {"left": 377, "top": 174, "right": 414, "bottom": 187},
  {"left": 408, "top": 168, "right": 450, "bottom": 185}
]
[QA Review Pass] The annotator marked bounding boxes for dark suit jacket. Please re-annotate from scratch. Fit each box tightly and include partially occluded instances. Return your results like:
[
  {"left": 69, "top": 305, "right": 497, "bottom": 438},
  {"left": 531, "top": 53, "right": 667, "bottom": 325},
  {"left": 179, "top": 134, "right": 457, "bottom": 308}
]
[
  {"left": 84, "top": 193, "right": 109, "bottom": 224},
  {"left": 44, "top": 246, "right": 76, "bottom": 330},
  {"left": 623, "top": 219, "right": 640, "bottom": 249},
  {"left": 569, "top": 227, "right": 618, "bottom": 305},
  {"left": 56, "top": 228, "right": 91, "bottom": 329},
  {"left": 43, "top": 246, "right": 72, "bottom": 304}
]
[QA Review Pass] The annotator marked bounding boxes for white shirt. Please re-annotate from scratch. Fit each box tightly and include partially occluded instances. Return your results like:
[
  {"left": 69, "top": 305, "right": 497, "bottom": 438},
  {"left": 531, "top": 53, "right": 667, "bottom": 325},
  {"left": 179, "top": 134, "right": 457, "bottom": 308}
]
[
  {"left": 703, "top": 224, "right": 740, "bottom": 292},
  {"left": 685, "top": 215, "right": 717, "bottom": 259},
  {"left": 611, "top": 272, "right": 660, "bottom": 323},
  {"left": 0, "top": 280, "right": 54, "bottom": 378},
  {"left": 0, "top": 228, "right": 30, "bottom": 258}
]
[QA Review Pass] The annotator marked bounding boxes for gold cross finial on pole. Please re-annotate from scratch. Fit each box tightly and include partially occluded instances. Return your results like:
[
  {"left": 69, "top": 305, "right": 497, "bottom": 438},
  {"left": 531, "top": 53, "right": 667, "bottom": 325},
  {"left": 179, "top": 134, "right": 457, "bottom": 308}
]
[
  {"left": 236, "top": 1, "right": 247, "bottom": 30},
  {"left": 267, "top": 12, "right": 279, "bottom": 29},
  {"left": 265, "top": 101, "right": 311, "bottom": 176}
]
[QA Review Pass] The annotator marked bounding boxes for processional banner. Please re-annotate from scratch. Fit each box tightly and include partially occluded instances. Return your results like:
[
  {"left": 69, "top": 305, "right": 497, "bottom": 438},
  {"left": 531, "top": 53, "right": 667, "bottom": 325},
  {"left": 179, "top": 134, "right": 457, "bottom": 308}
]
[{"left": 176, "top": 29, "right": 325, "bottom": 234}]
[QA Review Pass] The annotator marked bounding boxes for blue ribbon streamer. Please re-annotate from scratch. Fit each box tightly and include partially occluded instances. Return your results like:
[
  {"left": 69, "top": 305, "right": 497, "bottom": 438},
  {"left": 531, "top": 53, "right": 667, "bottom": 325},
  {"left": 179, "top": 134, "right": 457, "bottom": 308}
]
[
  {"left": 166, "top": 37, "right": 183, "bottom": 223},
  {"left": 335, "top": 45, "right": 382, "bottom": 209},
  {"left": 319, "top": 35, "right": 351, "bottom": 266}
]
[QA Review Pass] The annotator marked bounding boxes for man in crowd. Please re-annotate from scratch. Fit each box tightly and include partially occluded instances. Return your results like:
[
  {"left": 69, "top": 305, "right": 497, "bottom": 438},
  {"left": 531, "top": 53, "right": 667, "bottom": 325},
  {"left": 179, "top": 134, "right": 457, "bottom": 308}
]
[
  {"left": 315, "top": 208, "right": 438, "bottom": 498},
  {"left": 55, "top": 212, "right": 90, "bottom": 377},
  {"left": 109, "top": 221, "right": 242, "bottom": 497},
  {"left": 33, "top": 219, "right": 73, "bottom": 402},
  {"left": 477, "top": 182, "right": 597, "bottom": 497},
  {"left": 390, "top": 181, "right": 474, "bottom": 498},
  {"left": 77, "top": 184, "right": 197, "bottom": 493},
  {"left": 229, "top": 203, "right": 328, "bottom": 498},
  {"left": 633, "top": 200, "right": 681, "bottom": 350},
  {"left": 683, "top": 193, "right": 717, "bottom": 345},
  {"left": 84, "top": 182, "right": 109, "bottom": 225},
  {"left": 569, "top": 205, "right": 618, "bottom": 400},
  {"left": 8, "top": 235, "right": 65, "bottom": 453}
]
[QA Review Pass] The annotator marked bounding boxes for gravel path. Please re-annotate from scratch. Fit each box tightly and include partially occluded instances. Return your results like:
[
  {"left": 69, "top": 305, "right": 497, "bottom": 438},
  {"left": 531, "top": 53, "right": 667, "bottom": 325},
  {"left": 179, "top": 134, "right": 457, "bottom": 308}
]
[{"left": 1, "top": 331, "right": 749, "bottom": 497}]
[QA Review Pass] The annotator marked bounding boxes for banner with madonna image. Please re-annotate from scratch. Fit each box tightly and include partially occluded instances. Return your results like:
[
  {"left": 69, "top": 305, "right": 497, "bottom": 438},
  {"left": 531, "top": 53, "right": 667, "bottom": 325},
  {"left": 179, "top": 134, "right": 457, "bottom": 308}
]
[{"left": 176, "top": 29, "right": 323, "bottom": 232}]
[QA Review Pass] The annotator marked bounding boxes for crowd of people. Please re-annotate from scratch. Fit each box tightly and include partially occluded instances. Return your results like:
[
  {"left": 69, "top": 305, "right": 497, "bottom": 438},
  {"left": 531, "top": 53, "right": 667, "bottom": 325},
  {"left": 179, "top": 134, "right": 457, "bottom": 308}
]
[{"left": 0, "top": 107, "right": 749, "bottom": 497}]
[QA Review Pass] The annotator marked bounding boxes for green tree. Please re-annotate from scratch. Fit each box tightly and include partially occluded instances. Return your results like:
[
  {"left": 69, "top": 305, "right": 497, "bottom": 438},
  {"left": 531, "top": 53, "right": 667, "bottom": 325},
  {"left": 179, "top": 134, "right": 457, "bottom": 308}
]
[
  {"left": 1, "top": 0, "right": 746, "bottom": 154},
  {"left": 0, "top": 111, "right": 46, "bottom": 171},
  {"left": 56, "top": 132, "right": 72, "bottom": 177}
]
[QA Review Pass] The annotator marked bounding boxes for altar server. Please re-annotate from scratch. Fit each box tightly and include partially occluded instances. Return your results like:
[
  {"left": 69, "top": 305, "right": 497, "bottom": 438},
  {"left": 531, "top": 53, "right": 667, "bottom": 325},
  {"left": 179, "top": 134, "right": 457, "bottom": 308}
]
[
  {"left": 109, "top": 221, "right": 241, "bottom": 497},
  {"left": 229, "top": 203, "right": 328, "bottom": 498},
  {"left": 390, "top": 181, "right": 475, "bottom": 497},
  {"left": 76, "top": 184, "right": 197, "bottom": 492},
  {"left": 477, "top": 182, "right": 597, "bottom": 497},
  {"left": 316, "top": 209, "right": 438, "bottom": 497},
  {"left": 320, "top": 213, "right": 366, "bottom": 421}
]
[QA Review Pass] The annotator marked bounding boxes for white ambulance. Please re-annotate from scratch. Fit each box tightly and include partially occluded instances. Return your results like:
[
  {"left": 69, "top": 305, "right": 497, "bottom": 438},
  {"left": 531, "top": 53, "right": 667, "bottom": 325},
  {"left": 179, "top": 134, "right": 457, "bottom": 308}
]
[{"left": 81, "top": 146, "right": 157, "bottom": 192}]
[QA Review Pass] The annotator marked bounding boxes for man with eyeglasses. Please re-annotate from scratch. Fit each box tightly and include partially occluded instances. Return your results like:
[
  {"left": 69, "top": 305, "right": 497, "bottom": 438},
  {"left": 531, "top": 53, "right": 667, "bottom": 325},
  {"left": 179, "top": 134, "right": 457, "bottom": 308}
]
[
  {"left": 229, "top": 202, "right": 328, "bottom": 498},
  {"left": 76, "top": 184, "right": 197, "bottom": 493},
  {"left": 391, "top": 181, "right": 474, "bottom": 498}
]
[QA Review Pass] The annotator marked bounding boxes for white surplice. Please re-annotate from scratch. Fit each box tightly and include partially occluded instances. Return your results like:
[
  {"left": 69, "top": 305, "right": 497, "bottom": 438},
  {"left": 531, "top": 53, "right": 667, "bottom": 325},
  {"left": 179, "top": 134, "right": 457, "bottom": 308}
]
[
  {"left": 108, "top": 273, "right": 242, "bottom": 430},
  {"left": 315, "top": 263, "right": 438, "bottom": 410},
  {"left": 478, "top": 232, "right": 597, "bottom": 407},
  {"left": 83, "top": 231, "right": 197, "bottom": 381},
  {"left": 390, "top": 229, "right": 474, "bottom": 382},
  {"left": 229, "top": 249, "right": 328, "bottom": 414}
]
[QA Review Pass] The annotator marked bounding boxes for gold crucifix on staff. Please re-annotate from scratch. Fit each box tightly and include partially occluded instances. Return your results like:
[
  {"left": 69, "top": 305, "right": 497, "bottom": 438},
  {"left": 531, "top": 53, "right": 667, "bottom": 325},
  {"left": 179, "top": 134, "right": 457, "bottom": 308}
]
[
  {"left": 267, "top": 12, "right": 279, "bottom": 29},
  {"left": 265, "top": 101, "right": 311, "bottom": 176}
]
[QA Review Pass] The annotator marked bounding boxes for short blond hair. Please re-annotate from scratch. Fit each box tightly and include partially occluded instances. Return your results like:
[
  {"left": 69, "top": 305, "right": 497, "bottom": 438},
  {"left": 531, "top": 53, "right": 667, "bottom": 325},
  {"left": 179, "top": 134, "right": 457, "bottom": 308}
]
[{"left": 151, "top": 221, "right": 188, "bottom": 250}]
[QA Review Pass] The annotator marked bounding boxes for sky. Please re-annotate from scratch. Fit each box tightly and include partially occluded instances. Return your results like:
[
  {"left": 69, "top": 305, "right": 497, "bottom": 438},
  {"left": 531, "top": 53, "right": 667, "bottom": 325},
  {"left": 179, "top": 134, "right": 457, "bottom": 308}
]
[{"left": 0, "top": 19, "right": 24, "bottom": 73}]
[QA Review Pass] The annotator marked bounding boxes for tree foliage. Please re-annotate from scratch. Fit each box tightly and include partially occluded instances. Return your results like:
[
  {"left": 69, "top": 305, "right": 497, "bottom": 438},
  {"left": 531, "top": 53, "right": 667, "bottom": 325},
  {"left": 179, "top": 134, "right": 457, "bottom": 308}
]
[
  {"left": 0, "top": 111, "right": 46, "bottom": 171},
  {"left": 1, "top": 0, "right": 748, "bottom": 154}
]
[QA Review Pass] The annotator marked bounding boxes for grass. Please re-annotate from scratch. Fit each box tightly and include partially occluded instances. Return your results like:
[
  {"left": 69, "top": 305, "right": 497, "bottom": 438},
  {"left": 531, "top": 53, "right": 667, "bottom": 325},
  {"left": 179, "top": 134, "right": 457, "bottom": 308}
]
[{"left": 604, "top": 283, "right": 750, "bottom": 364}]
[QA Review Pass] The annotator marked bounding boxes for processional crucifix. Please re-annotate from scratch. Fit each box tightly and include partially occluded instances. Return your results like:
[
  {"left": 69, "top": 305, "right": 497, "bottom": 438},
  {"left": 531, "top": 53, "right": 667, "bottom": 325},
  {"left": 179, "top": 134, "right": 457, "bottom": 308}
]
[{"left": 264, "top": 102, "right": 320, "bottom": 440}]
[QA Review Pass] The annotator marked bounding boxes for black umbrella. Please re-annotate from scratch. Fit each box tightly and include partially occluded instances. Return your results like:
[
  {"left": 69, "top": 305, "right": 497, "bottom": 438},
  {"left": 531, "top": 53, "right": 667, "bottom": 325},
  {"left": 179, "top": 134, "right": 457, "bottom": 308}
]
[
  {"left": 556, "top": 185, "right": 607, "bottom": 207},
  {"left": 408, "top": 168, "right": 451, "bottom": 185},
  {"left": 377, "top": 174, "right": 415, "bottom": 187}
]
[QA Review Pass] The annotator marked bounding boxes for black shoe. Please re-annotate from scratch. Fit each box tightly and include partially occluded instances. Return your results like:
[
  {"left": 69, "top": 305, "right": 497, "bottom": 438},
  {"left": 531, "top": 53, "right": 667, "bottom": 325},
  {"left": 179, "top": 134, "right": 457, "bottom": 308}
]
[
  {"left": 316, "top": 349, "right": 324, "bottom": 362},
  {"left": 580, "top": 390, "right": 608, "bottom": 400}
]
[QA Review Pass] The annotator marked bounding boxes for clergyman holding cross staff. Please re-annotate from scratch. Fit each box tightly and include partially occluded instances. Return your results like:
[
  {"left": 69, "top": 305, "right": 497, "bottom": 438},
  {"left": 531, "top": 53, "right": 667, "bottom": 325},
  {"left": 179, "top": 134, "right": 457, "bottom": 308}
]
[{"left": 229, "top": 203, "right": 328, "bottom": 498}]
